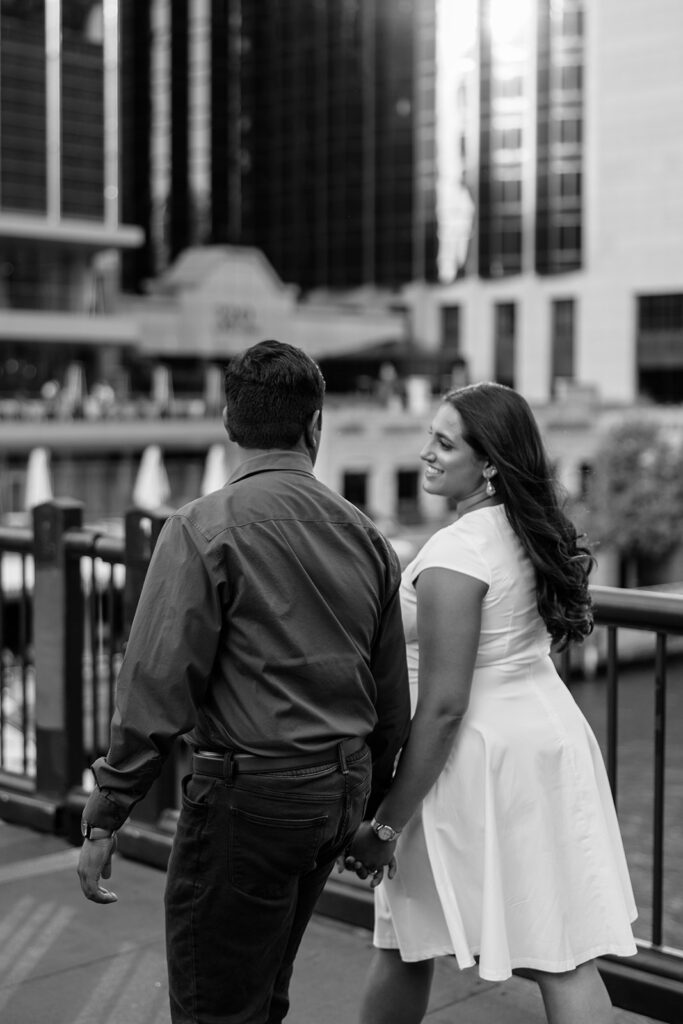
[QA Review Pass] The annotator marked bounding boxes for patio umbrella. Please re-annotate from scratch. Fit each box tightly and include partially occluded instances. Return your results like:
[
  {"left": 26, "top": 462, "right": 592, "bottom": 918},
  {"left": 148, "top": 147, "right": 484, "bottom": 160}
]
[
  {"left": 24, "top": 447, "right": 53, "bottom": 510},
  {"left": 132, "top": 445, "right": 171, "bottom": 510},
  {"left": 201, "top": 443, "right": 230, "bottom": 496}
]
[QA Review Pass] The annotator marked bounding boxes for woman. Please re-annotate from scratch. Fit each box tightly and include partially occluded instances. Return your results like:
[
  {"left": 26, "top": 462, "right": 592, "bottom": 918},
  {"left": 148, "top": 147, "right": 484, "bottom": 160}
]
[{"left": 346, "top": 383, "right": 637, "bottom": 1024}]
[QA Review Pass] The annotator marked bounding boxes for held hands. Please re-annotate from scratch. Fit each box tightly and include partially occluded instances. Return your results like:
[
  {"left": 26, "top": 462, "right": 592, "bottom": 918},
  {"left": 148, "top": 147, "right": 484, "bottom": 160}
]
[
  {"left": 77, "top": 835, "right": 119, "bottom": 904},
  {"left": 337, "top": 820, "right": 398, "bottom": 889}
]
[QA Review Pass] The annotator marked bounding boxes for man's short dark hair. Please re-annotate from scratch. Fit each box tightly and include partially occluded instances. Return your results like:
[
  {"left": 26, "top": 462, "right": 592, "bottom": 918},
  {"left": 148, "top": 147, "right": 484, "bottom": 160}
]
[{"left": 224, "top": 339, "right": 326, "bottom": 449}]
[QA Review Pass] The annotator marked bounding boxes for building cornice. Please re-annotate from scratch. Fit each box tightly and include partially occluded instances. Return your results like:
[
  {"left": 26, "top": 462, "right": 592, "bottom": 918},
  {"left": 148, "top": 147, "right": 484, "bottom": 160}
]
[
  {"left": 0, "top": 213, "right": 144, "bottom": 249},
  {"left": 0, "top": 310, "right": 139, "bottom": 344}
]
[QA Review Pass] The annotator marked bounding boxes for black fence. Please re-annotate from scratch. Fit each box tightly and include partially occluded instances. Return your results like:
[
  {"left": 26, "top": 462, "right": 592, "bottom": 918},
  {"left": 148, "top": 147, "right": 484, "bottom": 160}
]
[{"left": 0, "top": 502, "right": 682, "bottom": 1022}]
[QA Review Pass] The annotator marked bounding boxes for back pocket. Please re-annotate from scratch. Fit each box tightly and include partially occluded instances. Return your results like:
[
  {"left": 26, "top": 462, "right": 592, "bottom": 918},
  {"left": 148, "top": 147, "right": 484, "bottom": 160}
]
[{"left": 229, "top": 807, "right": 328, "bottom": 899}]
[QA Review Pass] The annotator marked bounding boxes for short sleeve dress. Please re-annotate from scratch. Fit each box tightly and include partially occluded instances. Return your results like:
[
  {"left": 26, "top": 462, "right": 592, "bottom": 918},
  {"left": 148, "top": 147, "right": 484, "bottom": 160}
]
[{"left": 374, "top": 505, "right": 637, "bottom": 981}]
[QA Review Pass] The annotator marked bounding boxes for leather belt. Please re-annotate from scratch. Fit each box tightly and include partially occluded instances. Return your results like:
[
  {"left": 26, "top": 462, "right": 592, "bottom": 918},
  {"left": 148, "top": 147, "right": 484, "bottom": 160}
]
[{"left": 192, "top": 735, "right": 367, "bottom": 779}]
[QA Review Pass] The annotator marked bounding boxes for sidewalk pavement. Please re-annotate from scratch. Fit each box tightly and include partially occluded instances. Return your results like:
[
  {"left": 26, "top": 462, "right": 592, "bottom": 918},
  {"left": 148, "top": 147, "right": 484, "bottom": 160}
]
[{"left": 0, "top": 821, "right": 661, "bottom": 1024}]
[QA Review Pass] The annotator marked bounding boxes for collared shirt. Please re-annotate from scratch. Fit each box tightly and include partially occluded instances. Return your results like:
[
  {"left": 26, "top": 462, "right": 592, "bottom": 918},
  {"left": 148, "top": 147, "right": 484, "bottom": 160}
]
[{"left": 84, "top": 449, "right": 411, "bottom": 831}]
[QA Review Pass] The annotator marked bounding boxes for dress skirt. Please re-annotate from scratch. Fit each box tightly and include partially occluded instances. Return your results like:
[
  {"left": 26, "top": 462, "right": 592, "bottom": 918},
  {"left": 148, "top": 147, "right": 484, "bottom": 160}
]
[{"left": 373, "top": 656, "right": 638, "bottom": 981}]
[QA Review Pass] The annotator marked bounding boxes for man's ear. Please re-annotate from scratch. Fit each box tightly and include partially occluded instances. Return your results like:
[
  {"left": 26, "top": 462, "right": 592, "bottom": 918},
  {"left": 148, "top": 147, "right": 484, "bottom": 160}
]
[
  {"left": 304, "top": 408, "right": 322, "bottom": 450},
  {"left": 307, "top": 407, "right": 323, "bottom": 440},
  {"left": 222, "top": 406, "right": 236, "bottom": 442}
]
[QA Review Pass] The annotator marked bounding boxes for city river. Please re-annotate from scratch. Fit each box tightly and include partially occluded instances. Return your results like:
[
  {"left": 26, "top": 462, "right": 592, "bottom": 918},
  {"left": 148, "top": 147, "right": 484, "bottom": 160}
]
[{"left": 570, "top": 658, "right": 683, "bottom": 950}]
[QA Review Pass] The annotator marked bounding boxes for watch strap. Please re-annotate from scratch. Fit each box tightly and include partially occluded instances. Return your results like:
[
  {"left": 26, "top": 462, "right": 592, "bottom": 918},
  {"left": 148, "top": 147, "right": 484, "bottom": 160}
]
[
  {"left": 81, "top": 821, "right": 116, "bottom": 841},
  {"left": 370, "top": 817, "right": 401, "bottom": 841}
]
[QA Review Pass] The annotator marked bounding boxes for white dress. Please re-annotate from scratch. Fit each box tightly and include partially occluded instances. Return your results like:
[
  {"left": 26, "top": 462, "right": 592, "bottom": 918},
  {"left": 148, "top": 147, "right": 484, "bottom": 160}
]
[{"left": 374, "top": 505, "right": 637, "bottom": 981}]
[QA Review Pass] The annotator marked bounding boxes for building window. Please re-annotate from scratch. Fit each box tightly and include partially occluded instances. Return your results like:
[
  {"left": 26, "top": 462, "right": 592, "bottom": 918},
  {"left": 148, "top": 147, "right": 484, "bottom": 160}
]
[
  {"left": 493, "top": 178, "right": 522, "bottom": 204},
  {"left": 639, "top": 293, "right": 683, "bottom": 330},
  {"left": 557, "top": 64, "right": 583, "bottom": 92},
  {"left": 343, "top": 471, "right": 368, "bottom": 514},
  {"left": 61, "top": 3, "right": 105, "bottom": 220},
  {"left": 494, "top": 126, "right": 522, "bottom": 150},
  {"left": 0, "top": 455, "right": 28, "bottom": 517},
  {"left": 493, "top": 74, "right": 523, "bottom": 99},
  {"left": 558, "top": 222, "right": 581, "bottom": 253},
  {"left": 556, "top": 118, "right": 582, "bottom": 145},
  {"left": 478, "top": 0, "right": 528, "bottom": 280},
  {"left": 637, "top": 293, "right": 683, "bottom": 403},
  {"left": 551, "top": 298, "right": 575, "bottom": 395},
  {"left": 558, "top": 171, "right": 581, "bottom": 199},
  {"left": 535, "top": 0, "right": 584, "bottom": 275},
  {"left": 397, "top": 470, "right": 421, "bottom": 525},
  {"left": 0, "top": 2, "right": 47, "bottom": 214},
  {"left": 500, "top": 222, "right": 522, "bottom": 255},
  {"left": 578, "top": 461, "right": 592, "bottom": 500},
  {"left": 441, "top": 305, "right": 461, "bottom": 356},
  {"left": 560, "top": 9, "right": 584, "bottom": 37},
  {"left": 494, "top": 302, "right": 516, "bottom": 388}
]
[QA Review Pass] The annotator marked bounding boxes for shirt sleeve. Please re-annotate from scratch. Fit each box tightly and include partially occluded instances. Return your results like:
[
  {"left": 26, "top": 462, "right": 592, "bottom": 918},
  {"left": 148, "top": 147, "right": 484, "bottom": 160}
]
[
  {"left": 409, "top": 520, "right": 491, "bottom": 588},
  {"left": 365, "top": 541, "right": 412, "bottom": 817},
  {"left": 82, "top": 514, "right": 223, "bottom": 831}
]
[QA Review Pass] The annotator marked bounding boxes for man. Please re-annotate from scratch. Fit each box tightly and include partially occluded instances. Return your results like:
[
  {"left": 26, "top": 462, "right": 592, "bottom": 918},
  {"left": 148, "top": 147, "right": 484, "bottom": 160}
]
[{"left": 78, "top": 340, "right": 410, "bottom": 1024}]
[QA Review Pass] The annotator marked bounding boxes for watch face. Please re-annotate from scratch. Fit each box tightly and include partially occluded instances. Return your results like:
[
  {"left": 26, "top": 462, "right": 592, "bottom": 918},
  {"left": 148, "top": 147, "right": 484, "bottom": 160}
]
[
  {"left": 377, "top": 824, "right": 394, "bottom": 841},
  {"left": 80, "top": 820, "right": 88, "bottom": 838}
]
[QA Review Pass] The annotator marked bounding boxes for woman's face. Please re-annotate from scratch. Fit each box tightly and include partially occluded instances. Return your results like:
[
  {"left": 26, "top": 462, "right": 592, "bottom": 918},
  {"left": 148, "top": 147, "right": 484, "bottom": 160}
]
[{"left": 420, "top": 403, "right": 488, "bottom": 501}]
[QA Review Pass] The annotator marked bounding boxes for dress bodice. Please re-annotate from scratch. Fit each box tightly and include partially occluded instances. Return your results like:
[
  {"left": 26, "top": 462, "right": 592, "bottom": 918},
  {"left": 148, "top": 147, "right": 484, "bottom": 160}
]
[{"left": 400, "top": 505, "right": 550, "bottom": 689}]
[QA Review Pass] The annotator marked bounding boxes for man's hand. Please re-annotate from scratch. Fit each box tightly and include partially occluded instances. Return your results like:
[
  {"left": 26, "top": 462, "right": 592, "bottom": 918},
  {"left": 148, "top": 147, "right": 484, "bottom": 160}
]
[
  {"left": 77, "top": 836, "right": 119, "bottom": 904},
  {"left": 341, "top": 821, "right": 398, "bottom": 888}
]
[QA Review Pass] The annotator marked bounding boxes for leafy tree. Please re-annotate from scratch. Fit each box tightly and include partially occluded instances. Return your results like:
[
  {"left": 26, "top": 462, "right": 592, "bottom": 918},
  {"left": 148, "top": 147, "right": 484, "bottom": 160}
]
[{"left": 587, "top": 419, "right": 683, "bottom": 572}]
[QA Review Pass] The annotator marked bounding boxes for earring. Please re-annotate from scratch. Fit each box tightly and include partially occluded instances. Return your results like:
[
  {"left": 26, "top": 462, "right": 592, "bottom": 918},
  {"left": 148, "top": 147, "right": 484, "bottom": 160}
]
[{"left": 483, "top": 467, "right": 497, "bottom": 497}]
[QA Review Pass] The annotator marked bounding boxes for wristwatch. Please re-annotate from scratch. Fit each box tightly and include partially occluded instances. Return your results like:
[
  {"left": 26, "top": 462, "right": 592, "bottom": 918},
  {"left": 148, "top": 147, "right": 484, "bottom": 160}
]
[
  {"left": 81, "top": 820, "right": 116, "bottom": 841},
  {"left": 371, "top": 818, "right": 401, "bottom": 842}
]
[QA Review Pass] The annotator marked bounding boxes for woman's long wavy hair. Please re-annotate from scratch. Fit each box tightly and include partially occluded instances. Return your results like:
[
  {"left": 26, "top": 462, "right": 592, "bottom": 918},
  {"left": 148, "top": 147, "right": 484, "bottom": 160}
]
[{"left": 445, "top": 382, "right": 595, "bottom": 650}]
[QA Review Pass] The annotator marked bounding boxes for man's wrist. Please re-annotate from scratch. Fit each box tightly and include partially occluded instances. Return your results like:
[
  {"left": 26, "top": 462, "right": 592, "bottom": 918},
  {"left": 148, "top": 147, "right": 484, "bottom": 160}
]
[{"left": 81, "top": 820, "right": 116, "bottom": 841}]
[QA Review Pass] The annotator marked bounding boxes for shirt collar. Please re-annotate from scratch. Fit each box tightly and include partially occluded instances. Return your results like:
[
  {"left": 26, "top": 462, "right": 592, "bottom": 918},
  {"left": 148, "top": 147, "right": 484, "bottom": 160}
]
[{"left": 228, "top": 449, "right": 316, "bottom": 485}]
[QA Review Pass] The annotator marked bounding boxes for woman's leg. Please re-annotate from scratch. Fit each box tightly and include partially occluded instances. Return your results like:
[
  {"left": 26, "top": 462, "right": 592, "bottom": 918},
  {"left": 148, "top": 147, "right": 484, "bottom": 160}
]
[
  {"left": 531, "top": 960, "right": 614, "bottom": 1024},
  {"left": 359, "top": 949, "right": 434, "bottom": 1024}
]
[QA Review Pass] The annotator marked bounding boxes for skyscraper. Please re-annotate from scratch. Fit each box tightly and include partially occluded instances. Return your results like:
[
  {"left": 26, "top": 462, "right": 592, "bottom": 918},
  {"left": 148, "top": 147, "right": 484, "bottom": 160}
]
[
  {"left": 125, "top": 0, "right": 423, "bottom": 292},
  {"left": 414, "top": 0, "right": 683, "bottom": 406}
]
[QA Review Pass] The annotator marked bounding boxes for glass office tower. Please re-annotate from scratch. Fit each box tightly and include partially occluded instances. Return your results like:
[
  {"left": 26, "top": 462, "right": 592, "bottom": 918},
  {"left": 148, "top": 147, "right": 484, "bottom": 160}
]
[{"left": 125, "top": 0, "right": 423, "bottom": 292}]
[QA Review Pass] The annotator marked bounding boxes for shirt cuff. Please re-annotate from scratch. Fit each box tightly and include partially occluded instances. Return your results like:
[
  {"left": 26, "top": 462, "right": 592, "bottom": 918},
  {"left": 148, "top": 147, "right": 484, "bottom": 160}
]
[{"left": 82, "top": 788, "right": 130, "bottom": 832}]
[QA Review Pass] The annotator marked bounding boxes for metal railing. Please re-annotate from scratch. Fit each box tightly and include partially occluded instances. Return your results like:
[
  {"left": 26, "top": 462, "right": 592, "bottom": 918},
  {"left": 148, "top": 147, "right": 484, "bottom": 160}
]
[
  {"left": 0, "top": 523, "right": 34, "bottom": 778},
  {"left": 0, "top": 504, "right": 681, "bottom": 1021}
]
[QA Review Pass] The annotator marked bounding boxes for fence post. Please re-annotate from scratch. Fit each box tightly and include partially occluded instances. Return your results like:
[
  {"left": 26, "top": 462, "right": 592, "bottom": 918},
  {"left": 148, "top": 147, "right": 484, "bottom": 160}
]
[
  {"left": 123, "top": 507, "right": 169, "bottom": 634},
  {"left": 32, "top": 499, "right": 84, "bottom": 823},
  {"left": 120, "top": 507, "right": 181, "bottom": 863}
]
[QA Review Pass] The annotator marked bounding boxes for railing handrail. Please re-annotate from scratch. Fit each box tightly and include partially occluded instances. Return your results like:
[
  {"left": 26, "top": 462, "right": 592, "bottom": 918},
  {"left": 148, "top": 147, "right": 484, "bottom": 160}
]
[
  {"left": 63, "top": 527, "right": 124, "bottom": 563},
  {"left": 0, "top": 525, "right": 33, "bottom": 553},
  {"left": 591, "top": 584, "right": 683, "bottom": 634}
]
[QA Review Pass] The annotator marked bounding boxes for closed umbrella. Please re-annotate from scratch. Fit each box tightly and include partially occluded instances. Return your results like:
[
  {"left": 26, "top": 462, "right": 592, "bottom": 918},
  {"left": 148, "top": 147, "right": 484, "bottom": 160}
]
[
  {"left": 132, "top": 445, "right": 171, "bottom": 510},
  {"left": 201, "top": 443, "right": 230, "bottom": 496},
  {"left": 24, "top": 447, "right": 53, "bottom": 510}
]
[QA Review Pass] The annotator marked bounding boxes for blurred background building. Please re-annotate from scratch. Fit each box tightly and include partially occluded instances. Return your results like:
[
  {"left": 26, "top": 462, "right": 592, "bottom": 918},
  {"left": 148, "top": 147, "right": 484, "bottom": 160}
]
[
  {"left": 1, "top": 0, "right": 683, "bottom": 573},
  {"left": 124, "top": 0, "right": 423, "bottom": 292}
]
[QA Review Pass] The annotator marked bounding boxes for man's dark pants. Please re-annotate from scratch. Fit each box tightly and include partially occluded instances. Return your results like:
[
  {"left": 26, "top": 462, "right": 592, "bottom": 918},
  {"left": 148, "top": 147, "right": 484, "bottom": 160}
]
[{"left": 165, "top": 742, "right": 372, "bottom": 1023}]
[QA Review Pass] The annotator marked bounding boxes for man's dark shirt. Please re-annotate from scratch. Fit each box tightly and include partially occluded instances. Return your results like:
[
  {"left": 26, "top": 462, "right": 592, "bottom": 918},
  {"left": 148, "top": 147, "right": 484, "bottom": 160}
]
[{"left": 84, "top": 449, "right": 411, "bottom": 832}]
